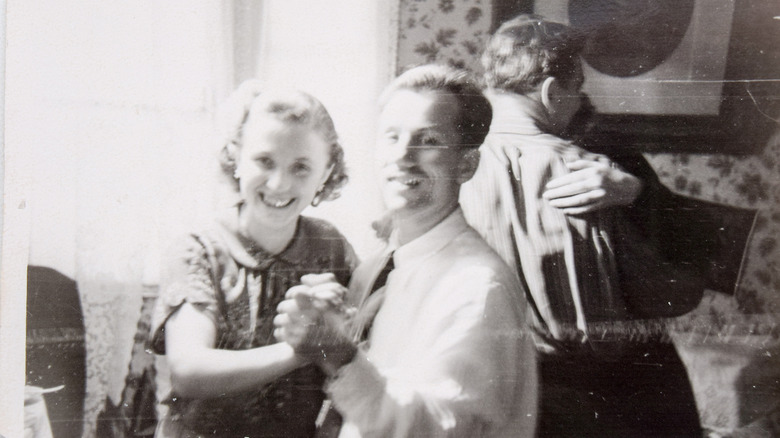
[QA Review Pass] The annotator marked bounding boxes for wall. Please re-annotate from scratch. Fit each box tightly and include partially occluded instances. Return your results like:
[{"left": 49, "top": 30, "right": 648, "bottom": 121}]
[{"left": 0, "top": 0, "right": 29, "bottom": 434}]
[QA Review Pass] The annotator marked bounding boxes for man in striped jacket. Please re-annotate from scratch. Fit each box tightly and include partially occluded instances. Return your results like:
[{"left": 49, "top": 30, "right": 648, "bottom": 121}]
[{"left": 460, "top": 14, "right": 703, "bottom": 437}]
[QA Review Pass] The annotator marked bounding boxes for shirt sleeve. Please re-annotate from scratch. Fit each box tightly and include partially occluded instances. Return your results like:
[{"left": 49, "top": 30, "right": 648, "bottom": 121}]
[
  {"left": 149, "top": 234, "right": 221, "bottom": 354},
  {"left": 328, "top": 271, "right": 537, "bottom": 437}
]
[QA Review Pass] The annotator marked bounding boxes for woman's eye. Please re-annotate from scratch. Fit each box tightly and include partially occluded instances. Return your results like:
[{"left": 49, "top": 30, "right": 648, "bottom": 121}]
[
  {"left": 292, "top": 163, "right": 311, "bottom": 176},
  {"left": 256, "top": 157, "right": 274, "bottom": 169}
]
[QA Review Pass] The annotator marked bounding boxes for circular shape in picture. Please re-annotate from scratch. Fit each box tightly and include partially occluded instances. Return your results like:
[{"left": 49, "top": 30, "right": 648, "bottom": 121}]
[{"left": 568, "top": 0, "right": 695, "bottom": 77}]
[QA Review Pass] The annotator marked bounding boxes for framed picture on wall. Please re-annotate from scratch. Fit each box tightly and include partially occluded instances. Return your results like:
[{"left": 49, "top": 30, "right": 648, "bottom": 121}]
[{"left": 492, "top": 0, "right": 780, "bottom": 154}]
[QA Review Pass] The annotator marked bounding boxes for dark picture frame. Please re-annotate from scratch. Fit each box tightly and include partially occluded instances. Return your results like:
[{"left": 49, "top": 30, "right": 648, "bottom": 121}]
[{"left": 492, "top": 0, "right": 780, "bottom": 154}]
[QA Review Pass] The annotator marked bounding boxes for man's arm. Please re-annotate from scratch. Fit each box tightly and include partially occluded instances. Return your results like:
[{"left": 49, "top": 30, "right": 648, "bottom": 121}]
[
  {"left": 276, "top": 273, "right": 536, "bottom": 437},
  {"left": 497, "top": 135, "right": 644, "bottom": 215},
  {"left": 542, "top": 159, "right": 643, "bottom": 214}
]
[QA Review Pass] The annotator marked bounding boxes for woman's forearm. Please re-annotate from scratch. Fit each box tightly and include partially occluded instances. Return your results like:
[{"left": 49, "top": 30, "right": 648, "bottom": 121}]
[
  {"left": 167, "top": 341, "right": 306, "bottom": 398},
  {"left": 163, "top": 302, "right": 307, "bottom": 398}
]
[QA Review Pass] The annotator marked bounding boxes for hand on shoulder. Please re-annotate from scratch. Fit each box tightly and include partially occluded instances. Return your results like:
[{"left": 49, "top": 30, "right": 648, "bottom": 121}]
[{"left": 543, "top": 158, "right": 643, "bottom": 215}]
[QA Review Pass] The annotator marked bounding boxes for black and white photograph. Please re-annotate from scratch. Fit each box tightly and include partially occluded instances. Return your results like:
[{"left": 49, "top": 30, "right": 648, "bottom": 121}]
[{"left": 1, "top": 1, "right": 779, "bottom": 437}]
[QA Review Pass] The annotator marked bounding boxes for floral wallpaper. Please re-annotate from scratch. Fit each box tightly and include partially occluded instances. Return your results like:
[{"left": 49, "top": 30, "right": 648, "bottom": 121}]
[
  {"left": 397, "top": 0, "right": 490, "bottom": 73},
  {"left": 397, "top": 0, "right": 780, "bottom": 434},
  {"left": 648, "top": 136, "right": 780, "bottom": 434},
  {"left": 397, "top": 0, "right": 780, "bottom": 319},
  {"left": 646, "top": 134, "right": 780, "bottom": 317}
]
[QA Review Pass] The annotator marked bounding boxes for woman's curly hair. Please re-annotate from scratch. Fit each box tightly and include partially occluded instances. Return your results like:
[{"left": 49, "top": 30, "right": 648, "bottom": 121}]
[{"left": 218, "top": 80, "right": 348, "bottom": 205}]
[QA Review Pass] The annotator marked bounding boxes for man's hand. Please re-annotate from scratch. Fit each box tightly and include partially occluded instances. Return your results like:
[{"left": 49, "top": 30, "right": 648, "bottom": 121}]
[
  {"left": 274, "top": 275, "right": 357, "bottom": 375},
  {"left": 299, "top": 273, "right": 351, "bottom": 313},
  {"left": 543, "top": 159, "right": 643, "bottom": 215}
]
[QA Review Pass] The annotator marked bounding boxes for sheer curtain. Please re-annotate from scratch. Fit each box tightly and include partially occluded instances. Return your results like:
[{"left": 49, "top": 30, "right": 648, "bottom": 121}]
[
  {"left": 6, "top": 1, "right": 234, "bottom": 435},
  {"left": 257, "top": 0, "right": 399, "bottom": 259}
]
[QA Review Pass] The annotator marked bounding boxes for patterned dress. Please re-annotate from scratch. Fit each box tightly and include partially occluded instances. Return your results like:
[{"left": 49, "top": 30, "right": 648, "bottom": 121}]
[{"left": 150, "top": 209, "right": 356, "bottom": 438}]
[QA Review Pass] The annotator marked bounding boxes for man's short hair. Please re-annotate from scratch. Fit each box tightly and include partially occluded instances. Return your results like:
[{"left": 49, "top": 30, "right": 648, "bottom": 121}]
[
  {"left": 379, "top": 64, "right": 492, "bottom": 149},
  {"left": 482, "top": 14, "right": 584, "bottom": 94}
]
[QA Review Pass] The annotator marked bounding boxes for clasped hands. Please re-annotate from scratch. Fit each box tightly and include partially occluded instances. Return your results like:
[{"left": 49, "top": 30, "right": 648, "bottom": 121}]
[{"left": 274, "top": 273, "right": 358, "bottom": 375}]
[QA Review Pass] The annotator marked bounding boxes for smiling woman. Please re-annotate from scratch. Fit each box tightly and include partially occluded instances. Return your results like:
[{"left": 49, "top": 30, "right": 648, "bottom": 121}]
[
  {"left": 219, "top": 82, "right": 348, "bottom": 254},
  {"left": 147, "top": 84, "right": 357, "bottom": 437}
]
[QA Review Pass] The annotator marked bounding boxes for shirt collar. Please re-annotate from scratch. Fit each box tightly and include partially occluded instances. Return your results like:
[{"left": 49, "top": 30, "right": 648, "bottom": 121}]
[
  {"left": 214, "top": 204, "right": 307, "bottom": 269},
  {"left": 390, "top": 207, "right": 469, "bottom": 269},
  {"left": 485, "top": 89, "right": 546, "bottom": 136}
]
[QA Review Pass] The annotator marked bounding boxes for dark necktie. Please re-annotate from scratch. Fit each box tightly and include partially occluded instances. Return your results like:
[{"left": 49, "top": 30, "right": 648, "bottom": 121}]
[
  {"left": 315, "top": 253, "right": 394, "bottom": 438},
  {"left": 351, "top": 253, "right": 395, "bottom": 343}
]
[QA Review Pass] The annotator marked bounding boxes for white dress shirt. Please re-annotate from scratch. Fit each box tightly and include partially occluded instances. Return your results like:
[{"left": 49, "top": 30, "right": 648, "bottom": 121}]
[{"left": 328, "top": 208, "right": 538, "bottom": 437}]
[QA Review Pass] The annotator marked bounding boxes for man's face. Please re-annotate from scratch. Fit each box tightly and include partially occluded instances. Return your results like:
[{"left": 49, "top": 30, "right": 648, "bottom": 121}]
[{"left": 375, "top": 89, "right": 466, "bottom": 223}]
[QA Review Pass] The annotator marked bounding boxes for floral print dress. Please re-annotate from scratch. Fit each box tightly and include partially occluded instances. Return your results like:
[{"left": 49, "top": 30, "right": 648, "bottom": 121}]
[{"left": 150, "top": 210, "right": 356, "bottom": 438}]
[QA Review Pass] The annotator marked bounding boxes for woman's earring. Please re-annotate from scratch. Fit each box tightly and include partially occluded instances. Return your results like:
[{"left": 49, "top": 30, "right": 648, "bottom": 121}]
[{"left": 311, "top": 184, "right": 326, "bottom": 207}]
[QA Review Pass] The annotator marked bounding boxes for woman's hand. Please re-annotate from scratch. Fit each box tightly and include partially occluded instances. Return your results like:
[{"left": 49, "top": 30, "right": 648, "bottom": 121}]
[
  {"left": 300, "top": 273, "right": 350, "bottom": 312},
  {"left": 543, "top": 159, "right": 643, "bottom": 215},
  {"left": 274, "top": 279, "right": 357, "bottom": 376}
]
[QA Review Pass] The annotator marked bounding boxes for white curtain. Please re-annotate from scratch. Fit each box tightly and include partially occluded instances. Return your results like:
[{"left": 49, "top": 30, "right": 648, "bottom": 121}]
[
  {"left": 5, "top": 1, "right": 233, "bottom": 435},
  {"left": 257, "top": 0, "right": 399, "bottom": 258}
]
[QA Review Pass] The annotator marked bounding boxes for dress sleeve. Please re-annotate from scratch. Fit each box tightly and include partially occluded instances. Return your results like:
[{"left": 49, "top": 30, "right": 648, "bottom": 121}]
[{"left": 149, "top": 234, "right": 221, "bottom": 354}]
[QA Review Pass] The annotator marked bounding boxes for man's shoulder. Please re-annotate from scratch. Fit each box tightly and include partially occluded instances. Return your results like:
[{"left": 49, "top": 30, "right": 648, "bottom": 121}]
[
  {"left": 440, "top": 226, "right": 519, "bottom": 283},
  {"left": 485, "top": 129, "right": 584, "bottom": 157},
  {"left": 430, "top": 227, "right": 525, "bottom": 313}
]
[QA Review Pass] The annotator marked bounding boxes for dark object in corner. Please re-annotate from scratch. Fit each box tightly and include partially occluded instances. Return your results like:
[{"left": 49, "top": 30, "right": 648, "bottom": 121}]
[
  {"left": 95, "top": 295, "right": 158, "bottom": 437},
  {"left": 25, "top": 265, "right": 86, "bottom": 438}
]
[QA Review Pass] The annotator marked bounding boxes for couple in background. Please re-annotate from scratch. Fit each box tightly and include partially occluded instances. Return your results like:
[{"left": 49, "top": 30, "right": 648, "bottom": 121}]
[{"left": 150, "top": 14, "right": 751, "bottom": 438}]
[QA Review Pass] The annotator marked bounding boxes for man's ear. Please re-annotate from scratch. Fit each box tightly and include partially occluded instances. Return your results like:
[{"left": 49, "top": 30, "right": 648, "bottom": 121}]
[
  {"left": 539, "top": 76, "right": 558, "bottom": 113},
  {"left": 457, "top": 148, "right": 480, "bottom": 184}
]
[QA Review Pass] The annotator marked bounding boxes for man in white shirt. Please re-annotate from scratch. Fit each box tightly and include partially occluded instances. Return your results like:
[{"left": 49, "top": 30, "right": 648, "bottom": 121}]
[{"left": 274, "top": 64, "right": 538, "bottom": 437}]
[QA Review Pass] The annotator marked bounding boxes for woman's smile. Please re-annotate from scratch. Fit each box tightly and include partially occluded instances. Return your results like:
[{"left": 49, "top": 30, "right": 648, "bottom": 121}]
[
  {"left": 235, "top": 116, "right": 331, "bottom": 234},
  {"left": 259, "top": 192, "right": 296, "bottom": 209}
]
